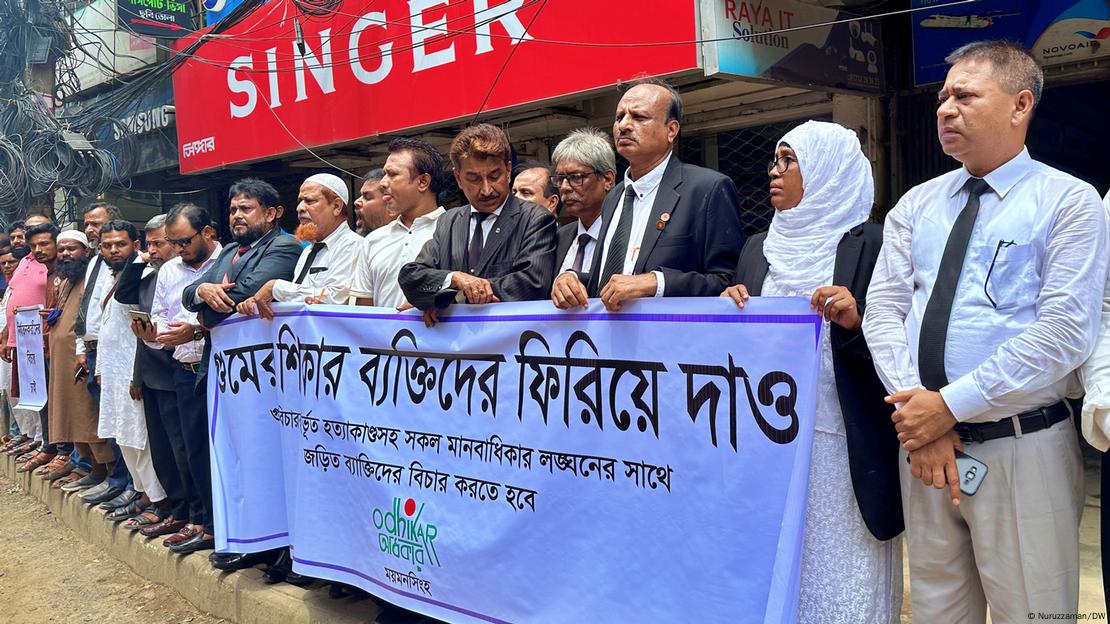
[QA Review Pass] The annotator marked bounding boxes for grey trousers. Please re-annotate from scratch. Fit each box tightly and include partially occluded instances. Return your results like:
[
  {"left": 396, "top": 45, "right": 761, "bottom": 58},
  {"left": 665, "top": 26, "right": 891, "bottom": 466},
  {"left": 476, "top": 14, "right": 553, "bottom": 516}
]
[{"left": 901, "top": 418, "right": 1084, "bottom": 623}]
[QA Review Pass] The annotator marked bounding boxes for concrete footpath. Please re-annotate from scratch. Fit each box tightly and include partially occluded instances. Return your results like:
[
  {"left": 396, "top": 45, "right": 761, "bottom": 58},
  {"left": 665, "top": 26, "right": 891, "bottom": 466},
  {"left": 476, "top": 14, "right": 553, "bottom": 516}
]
[{"left": 1, "top": 453, "right": 382, "bottom": 624}]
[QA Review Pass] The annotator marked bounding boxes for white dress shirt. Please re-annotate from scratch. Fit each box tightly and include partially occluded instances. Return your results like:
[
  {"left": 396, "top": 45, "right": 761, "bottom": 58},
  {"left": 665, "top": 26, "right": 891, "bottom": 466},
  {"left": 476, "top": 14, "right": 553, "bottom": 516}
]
[
  {"left": 272, "top": 221, "right": 363, "bottom": 304},
  {"left": 558, "top": 218, "right": 603, "bottom": 274},
  {"left": 1079, "top": 190, "right": 1110, "bottom": 450},
  {"left": 75, "top": 255, "right": 113, "bottom": 355},
  {"left": 863, "top": 148, "right": 1108, "bottom": 424},
  {"left": 351, "top": 207, "right": 445, "bottom": 308},
  {"left": 598, "top": 153, "right": 670, "bottom": 297},
  {"left": 444, "top": 200, "right": 506, "bottom": 290},
  {"left": 149, "top": 244, "right": 222, "bottom": 364}
]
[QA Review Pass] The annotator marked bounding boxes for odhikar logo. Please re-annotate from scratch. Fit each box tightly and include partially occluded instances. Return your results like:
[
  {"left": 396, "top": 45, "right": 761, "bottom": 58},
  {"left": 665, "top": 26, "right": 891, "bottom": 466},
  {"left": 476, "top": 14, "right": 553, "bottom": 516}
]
[
  {"left": 373, "top": 497, "right": 440, "bottom": 571},
  {"left": 1076, "top": 27, "right": 1110, "bottom": 39}
]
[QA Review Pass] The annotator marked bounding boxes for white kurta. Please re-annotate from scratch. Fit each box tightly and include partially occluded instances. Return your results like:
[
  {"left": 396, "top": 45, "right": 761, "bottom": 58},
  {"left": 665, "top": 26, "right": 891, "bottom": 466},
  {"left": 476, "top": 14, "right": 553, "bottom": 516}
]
[{"left": 96, "top": 297, "right": 147, "bottom": 449}]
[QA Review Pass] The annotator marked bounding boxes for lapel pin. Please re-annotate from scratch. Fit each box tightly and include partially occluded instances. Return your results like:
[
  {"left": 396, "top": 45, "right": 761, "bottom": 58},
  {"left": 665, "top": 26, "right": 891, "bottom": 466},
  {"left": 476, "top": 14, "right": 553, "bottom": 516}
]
[
  {"left": 660, "top": 212, "right": 670, "bottom": 222},
  {"left": 655, "top": 221, "right": 666, "bottom": 231},
  {"left": 495, "top": 227, "right": 501, "bottom": 234}
]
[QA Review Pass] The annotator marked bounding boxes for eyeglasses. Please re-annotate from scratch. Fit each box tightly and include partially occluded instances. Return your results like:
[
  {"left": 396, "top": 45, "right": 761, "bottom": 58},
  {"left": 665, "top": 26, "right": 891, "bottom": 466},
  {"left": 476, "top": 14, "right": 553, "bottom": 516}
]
[
  {"left": 767, "top": 155, "right": 797, "bottom": 175},
  {"left": 551, "top": 172, "right": 600, "bottom": 188},
  {"left": 168, "top": 231, "right": 201, "bottom": 247}
]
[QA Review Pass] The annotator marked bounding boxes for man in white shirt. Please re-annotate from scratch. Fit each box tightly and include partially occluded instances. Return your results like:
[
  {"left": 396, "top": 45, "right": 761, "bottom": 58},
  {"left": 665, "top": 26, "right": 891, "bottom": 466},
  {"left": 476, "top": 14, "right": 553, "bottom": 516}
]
[
  {"left": 352, "top": 139, "right": 447, "bottom": 309},
  {"left": 550, "top": 128, "right": 615, "bottom": 276},
  {"left": 238, "top": 173, "right": 362, "bottom": 318},
  {"left": 74, "top": 202, "right": 119, "bottom": 391},
  {"left": 863, "top": 41, "right": 1108, "bottom": 621}
]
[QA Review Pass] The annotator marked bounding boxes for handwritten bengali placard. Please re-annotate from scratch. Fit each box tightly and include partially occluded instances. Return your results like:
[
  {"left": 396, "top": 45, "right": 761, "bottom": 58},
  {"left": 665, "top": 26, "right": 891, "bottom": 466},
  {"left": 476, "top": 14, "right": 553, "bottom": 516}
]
[
  {"left": 14, "top": 306, "right": 46, "bottom": 410},
  {"left": 208, "top": 298, "right": 821, "bottom": 624}
]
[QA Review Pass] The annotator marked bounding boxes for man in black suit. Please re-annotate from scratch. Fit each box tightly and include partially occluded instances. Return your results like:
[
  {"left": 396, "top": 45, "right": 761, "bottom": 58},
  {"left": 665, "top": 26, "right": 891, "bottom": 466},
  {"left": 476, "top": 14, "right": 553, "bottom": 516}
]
[
  {"left": 551, "top": 78, "right": 743, "bottom": 311},
  {"left": 183, "top": 179, "right": 303, "bottom": 331},
  {"left": 170, "top": 181, "right": 300, "bottom": 556},
  {"left": 399, "top": 124, "right": 556, "bottom": 325},
  {"left": 551, "top": 128, "right": 616, "bottom": 275}
]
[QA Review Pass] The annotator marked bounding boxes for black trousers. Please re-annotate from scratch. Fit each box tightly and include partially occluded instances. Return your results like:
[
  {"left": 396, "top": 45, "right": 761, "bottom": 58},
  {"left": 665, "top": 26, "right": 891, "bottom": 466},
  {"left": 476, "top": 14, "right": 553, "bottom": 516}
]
[
  {"left": 142, "top": 384, "right": 190, "bottom": 521},
  {"left": 173, "top": 366, "right": 213, "bottom": 529}
]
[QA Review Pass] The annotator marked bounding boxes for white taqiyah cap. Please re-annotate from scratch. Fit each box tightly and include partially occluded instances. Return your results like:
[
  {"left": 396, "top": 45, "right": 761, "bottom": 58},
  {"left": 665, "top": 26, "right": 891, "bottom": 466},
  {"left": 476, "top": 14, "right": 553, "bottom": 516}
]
[
  {"left": 57, "top": 230, "right": 90, "bottom": 248},
  {"left": 304, "top": 173, "right": 349, "bottom": 205}
]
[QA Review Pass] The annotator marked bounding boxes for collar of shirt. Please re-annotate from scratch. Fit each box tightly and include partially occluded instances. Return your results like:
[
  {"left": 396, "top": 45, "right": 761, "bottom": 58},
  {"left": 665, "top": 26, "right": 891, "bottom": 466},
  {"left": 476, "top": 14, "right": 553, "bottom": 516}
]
[
  {"left": 949, "top": 147, "right": 1033, "bottom": 200},
  {"left": 470, "top": 197, "right": 507, "bottom": 220},
  {"left": 390, "top": 206, "right": 446, "bottom": 233},
  {"left": 577, "top": 217, "right": 603, "bottom": 240},
  {"left": 623, "top": 151, "right": 672, "bottom": 200},
  {"left": 317, "top": 220, "right": 353, "bottom": 248}
]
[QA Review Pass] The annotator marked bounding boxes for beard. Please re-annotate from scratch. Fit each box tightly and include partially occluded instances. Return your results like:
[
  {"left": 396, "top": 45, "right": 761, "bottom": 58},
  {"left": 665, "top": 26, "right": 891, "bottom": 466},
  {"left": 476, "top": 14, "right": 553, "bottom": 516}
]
[
  {"left": 54, "top": 255, "right": 90, "bottom": 283},
  {"left": 233, "top": 222, "right": 272, "bottom": 246},
  {"left": 294, "top": 222, "right": 319, "bottom": 243},
  {"left": 11, "top": 245, "right": 29, "bottom": 260},
  {"left": 106, "top": 253, "right": 135, "bottom": 274}
]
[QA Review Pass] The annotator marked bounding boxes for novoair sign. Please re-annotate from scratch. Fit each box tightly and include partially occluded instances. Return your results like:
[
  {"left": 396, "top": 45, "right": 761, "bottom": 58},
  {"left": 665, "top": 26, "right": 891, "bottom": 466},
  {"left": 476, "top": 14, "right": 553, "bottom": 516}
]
[{"left": 171, "top": 0, "right": 699, "bottom": 173}]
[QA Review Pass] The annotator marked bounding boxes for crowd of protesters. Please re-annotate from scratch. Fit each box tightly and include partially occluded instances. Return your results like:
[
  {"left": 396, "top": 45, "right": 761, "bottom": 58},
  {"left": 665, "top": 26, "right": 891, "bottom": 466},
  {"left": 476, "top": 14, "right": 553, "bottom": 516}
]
[{"left": 1, "top": 40, "right": 1109, "bottom": 622}]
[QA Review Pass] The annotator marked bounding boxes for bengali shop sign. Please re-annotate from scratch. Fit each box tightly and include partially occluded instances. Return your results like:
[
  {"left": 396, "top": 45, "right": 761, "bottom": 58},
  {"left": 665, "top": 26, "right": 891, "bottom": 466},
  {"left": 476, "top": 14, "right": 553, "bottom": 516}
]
[
  {"left": 172, "top": 0, "right": 700, "bottom": 173},
  {"left": 208, "top": 298, "right": 820, "bottom": 623}
]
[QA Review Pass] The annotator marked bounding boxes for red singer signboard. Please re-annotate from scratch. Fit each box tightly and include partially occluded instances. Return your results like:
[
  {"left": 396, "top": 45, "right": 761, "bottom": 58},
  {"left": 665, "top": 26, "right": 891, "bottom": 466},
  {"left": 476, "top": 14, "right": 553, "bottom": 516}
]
[{"left": 172, "top": 0, "right": 700, "bottom": 173}]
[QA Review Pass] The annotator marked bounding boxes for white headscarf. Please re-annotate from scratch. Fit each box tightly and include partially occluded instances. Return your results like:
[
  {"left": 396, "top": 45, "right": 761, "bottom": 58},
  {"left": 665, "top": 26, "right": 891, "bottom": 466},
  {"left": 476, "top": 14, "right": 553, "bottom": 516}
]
[{"left": 762, "top": 120, "right": 874, "bottom": 295}]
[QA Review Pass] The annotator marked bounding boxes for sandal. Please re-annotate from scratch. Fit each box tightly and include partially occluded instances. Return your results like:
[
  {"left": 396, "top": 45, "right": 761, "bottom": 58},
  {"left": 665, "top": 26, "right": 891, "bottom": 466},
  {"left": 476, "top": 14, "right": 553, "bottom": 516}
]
[
  {"left": 106, "top": 499, "right": 146, "bottom": 522},
  {"left": 17, "top": 451, "right": 55, "bottom": 473},
  {"left": 123, "top": 507, "right": 164, "bottom": 531}
]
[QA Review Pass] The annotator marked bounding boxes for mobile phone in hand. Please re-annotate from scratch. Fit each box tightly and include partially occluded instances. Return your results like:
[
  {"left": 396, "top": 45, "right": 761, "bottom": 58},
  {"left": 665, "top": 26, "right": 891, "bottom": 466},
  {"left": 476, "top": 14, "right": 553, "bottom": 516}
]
[{"left": 954, "top": 449, "right": 988, "bottom": 496}]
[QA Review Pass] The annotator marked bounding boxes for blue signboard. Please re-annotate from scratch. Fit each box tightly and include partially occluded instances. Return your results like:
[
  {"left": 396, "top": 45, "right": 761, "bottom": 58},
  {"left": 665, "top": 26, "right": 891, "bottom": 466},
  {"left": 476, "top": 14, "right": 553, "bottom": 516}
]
[
  {"left": 912, "top": 0, "right": 1110, "bottom": 85},
  {"left": 203, "top": 0, "right": 247, "bottom": 25}
]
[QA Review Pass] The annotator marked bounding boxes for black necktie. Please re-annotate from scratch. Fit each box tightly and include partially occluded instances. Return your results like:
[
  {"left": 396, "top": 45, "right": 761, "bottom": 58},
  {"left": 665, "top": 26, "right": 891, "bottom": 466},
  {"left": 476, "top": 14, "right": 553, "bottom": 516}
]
[
  {"left": 918, "top": 177, "right": 992, "bottom": 390},
  {"left": 595, "top": 186, "right": 637, "bottom": 295},
  {"left": 294, "top": 242, "right": 325, "bottom": 284},
  {"left": 571, "top": 232, "right": 593, "bottom": 273},
  {"left": 467, "top": 212, "right": 491, "bottom": 273},
  {"left": 75, "top": 256, "right": 103, "bottom": 336}
]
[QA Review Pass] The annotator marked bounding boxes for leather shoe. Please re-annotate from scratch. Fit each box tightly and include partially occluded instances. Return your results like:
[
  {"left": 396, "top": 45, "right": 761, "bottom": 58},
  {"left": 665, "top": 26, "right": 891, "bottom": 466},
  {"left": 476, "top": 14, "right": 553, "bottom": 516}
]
[
  {"left": 170, "top": 531, "right": 215, "bottom": 554},
  {"left": 209, "top": 549, "right": 278, "bottom": 571},
  {"left": 79, "top": 481, "right": 111, "bottom": 501},
  {"left": 163, "top": 524, "right": 202, "bottom": 547},
  {"left": 42, "top": 460, "right": 76, "bottom": 482},
  {"left": 263, "top": 548, "right": 292, "bottom": 584},
  {"left": 141, "top": 516, "right": 187, "bottom": 538},
  {"left": 83, "top": 485, "right": 124, "bottom": 505},
  {"left": 61, "top": 473, "right": 103, "bottom": 492},
  {"left": 98, "top": 488, "right": 139, "bottom": 510}
]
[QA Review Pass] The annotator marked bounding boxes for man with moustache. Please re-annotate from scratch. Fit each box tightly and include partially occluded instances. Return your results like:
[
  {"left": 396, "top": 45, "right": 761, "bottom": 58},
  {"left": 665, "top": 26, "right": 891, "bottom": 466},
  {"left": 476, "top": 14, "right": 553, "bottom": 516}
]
[
  {"left": 551, "top": 78, "right": 743, "bottom": 312},
  {"left": 355, "top": 168, "right": 393, "bottom": 235},
  {"left": 512, "top": 162, "right": 560, "bottom": 215},
  {"left": 352, "top": 138, "right": 447, "bottom": 308},
  {"left": 95, "top": 220, "right": 168, "bottom": 517},
  {"left": 45, "top": 231, "right": 115, "bottom": 490},
  {"left": 237, "top": 173, "right": 362, "bottom": 318},
  {"left": 178, "top": 181, "right": 300, "bottom": 554},
  {"left": 399, "top": 124, "right": 557, "bottom": 323},
  {"left": 550, "top": 129, "right": 616, "bottom": 275}
]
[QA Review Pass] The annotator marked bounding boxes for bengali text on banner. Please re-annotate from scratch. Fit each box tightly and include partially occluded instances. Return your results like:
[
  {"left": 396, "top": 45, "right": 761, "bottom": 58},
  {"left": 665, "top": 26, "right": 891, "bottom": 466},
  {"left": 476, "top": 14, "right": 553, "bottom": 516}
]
[{"left": 207, "top": 297, "right": 821, "bottom": 623}]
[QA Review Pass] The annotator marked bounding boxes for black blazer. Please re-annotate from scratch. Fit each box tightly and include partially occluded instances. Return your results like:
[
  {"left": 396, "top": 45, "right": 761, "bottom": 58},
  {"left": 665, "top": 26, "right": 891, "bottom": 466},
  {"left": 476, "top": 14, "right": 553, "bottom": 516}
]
[
  {"left": 398, "top": 197, "right": 557, "bottom": 310},
  {"left": 583, "top": 157, "right": 743, "bottom": 297},
  {"left": 115, "top": 260, "right": 175, "bottom": 392},
  {"left": 732, "top": 223, "right": 903, "bottom": 541},
  {"left": 182, "top": 228, "right": 302, "bottom": 329},
  {"left": 555, "top": 222, "right": 578, "bottom": 270}
]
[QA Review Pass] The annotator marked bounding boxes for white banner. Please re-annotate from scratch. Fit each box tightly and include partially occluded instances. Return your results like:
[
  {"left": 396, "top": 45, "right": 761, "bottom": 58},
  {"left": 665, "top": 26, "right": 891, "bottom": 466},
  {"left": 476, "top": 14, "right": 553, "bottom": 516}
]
[
  {"left": 14, "top": 306, "right": 47, "bottom": 410},
  {"left": 208, "top": 297, "right": 821, "bottom": 623}
]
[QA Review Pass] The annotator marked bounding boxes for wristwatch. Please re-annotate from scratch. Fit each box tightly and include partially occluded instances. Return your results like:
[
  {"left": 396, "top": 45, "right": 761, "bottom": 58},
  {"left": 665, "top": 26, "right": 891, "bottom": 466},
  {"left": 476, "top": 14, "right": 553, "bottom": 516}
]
[{"left": 192, "top": 325, "right": 206, "bottom": 341}]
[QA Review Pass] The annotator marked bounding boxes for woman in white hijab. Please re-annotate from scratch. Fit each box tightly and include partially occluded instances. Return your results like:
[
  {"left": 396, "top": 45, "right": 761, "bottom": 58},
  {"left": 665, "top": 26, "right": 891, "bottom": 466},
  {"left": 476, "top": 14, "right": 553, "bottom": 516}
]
[{"left": 723, "top": 121, "right": 903, "bottom": 622}]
